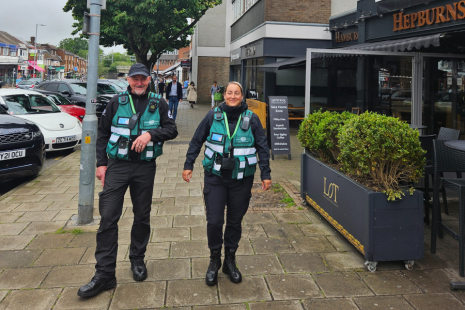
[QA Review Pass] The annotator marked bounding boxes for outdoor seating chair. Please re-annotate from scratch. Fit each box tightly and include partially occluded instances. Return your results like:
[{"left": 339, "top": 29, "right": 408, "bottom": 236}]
[
  {"left": 430, "top": 140, "right": 465, "bottom": 276},
  {"left": 419, "top": 135, "right": 436, "bottom": 225}
]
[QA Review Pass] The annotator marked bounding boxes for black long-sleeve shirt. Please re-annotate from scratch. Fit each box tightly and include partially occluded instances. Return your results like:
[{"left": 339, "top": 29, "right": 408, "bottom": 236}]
[
  {"left": 184, "top": 102, "right": 271, "bottom": 180},
  {"left": 97, "top": 87, "right": 178, "bottom": 167}
]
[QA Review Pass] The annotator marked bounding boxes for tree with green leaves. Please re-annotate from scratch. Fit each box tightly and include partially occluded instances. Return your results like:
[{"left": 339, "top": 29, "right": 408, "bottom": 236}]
[
  {"left": 64, "top": 0, "right": 221, "bottom": 72},
  {"left": 57, "top": 37, "right": 89, "bottom": 55}
]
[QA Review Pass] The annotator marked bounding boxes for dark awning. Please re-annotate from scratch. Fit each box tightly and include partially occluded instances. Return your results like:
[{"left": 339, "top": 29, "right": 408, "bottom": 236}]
[
  {"left": 341, "top": 33, "right": 442, "bottom": 52},
  {"left": 259, "top": 56, "right": 306, "bottom": 73},
  {"left": 376, "top": 0, "right": 430, "bottom": 14}
]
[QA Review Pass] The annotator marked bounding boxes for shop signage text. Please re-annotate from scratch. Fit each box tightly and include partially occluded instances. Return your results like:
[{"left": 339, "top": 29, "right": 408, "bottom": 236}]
[
  {"left": 268, "top": 96, "right": 291, "bottom": 157},
  {"left": 324, "top": 177, "right": 339, "bottom": 204},
  {"left": 393, "top": 1, "right": 465, "bottom": 31},
  {"left": 335, "top": 32, "right": 359, "bottom": 43}
]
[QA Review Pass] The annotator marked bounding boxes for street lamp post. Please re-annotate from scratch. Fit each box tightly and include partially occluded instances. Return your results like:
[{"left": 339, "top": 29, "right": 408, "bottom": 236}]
[{"left": 33, "top": 24, "right": 46, "bottom": 79}]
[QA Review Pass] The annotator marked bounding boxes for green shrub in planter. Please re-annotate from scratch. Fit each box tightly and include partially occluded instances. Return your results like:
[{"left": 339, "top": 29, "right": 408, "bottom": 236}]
[
  {"left": 337, "top": 112, "right": 425, "bottom": 201},
  {"left": 298, "top": 111, "right": 355, "bottom": 162}
]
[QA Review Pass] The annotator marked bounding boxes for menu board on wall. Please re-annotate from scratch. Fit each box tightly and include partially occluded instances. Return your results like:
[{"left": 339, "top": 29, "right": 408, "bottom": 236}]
[{"left": 268, "top": 96, "right": 291, "bottom": 160}]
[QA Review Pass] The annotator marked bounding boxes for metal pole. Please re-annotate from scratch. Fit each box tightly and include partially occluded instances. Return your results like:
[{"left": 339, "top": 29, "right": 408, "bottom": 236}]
[
  {"left": 33, "top": 24, "right": 37, "bottom": 79},
  {"left": 78, "top": 0, "right": 101, "bottom": 224}
]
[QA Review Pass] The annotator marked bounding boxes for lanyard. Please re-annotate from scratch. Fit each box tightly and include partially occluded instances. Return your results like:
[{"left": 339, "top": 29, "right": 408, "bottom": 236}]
[
  {"left": 223, "top": 112, "right": 242, "bottom": 141},
  {"left": 128, "top": 92, "right": 151, "bottom": 115}
]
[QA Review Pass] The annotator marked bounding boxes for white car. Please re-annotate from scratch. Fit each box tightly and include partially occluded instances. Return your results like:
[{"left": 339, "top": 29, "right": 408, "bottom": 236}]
[{"left": 0, "top": 89, "right": 82, "bottom": 152}]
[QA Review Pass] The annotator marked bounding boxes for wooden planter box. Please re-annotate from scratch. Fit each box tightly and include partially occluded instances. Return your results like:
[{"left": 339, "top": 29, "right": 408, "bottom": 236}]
[{"left": 301, "top": 152, "right": 424, "bottom": 271}]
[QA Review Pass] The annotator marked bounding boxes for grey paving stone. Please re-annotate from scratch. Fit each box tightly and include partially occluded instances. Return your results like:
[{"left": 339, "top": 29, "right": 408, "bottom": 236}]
[
  {"left": 152, "top": 228, "right": 191, "bottom": 243},
  {"left": 299, "top": 223, "right": 339, "bottom": 236},
  {"left": 250, "top": 238, "right": 294, "bottom": 254},
  {"left": 236, "top": 238, "right": 254, "bottom": 256},
  {"left": 314, "top": 272, "right": 374, "bottom": 298},
  {"left": 163, "top": 189, "right": 190, "bottom": 197},
  {"left": 289, "top": 236, "right": 336, "bottom": 253},
  {"left": 176, "top": 196, "right": 204, "bottom": 205},
  {"left": 0, "top": 235, "right": 35, "bottom": 250},
  {"left": 110, "top": 282, "right": 165, "bottom": 310},
  {"left": 150, "top": 216, "right": 172, "bottom": 228},
  {"left": 279, "top": 253, "right": 329, "bottom": 273},
  {"left": 273, "top": 213, "right": 312, "bottom": 224},
  {"left": 218, "top": 276, "right": 271, "bottom": 304},
  {"left": 34, "top": 247, "right": 87, "bottom": 267},
  {"left": 358, "top": 271, "right": 422, "bottom": 295},
  {"left": 152, "top": 197, "right": 175, "bottom": 207},
  {"left": 242, "top": 213, "right": 277, "bottom": 225},
  {"left": 158, "top": 205, "right": 190, "bottom": 216},
  {"left": 0, "top": 291, "right": 6, "bottom": 303},
  {"left": 353, "top": 296, "right": 415, "bottom": 310},
  {"left": 0, "top": 267, "right": 51, "bottom": 289},
  {"left": 0, "top": 212, "right": 24, "bottom": 223},
  {"left": 190, "top": 204, "right": 206, "bottom": 216},
  {"left": 325, "top": 235, "right": 357, "bottom": 252},
  {"left": 166, "top": 278, "right": 218, "bottom": 307},
  {"left": 321, "top": 252, "right": 366, "bottom": 270},
  {"left": 302, "top": 298, "right": 359, "bottom": 310},
  {"left": 36, "top": 187, "right": 70, "bottom": 195},
  {"left": 416, "top": 251, "right": 450, "bottom": 270},
  {"left": 41, "top": 193, "right": 76, "bottom": 201},
  {"left": 0, "top": 203, "right": 20, "bottom": 212},
  {"left": 171, "top": 240, "right": 209, "bottom": 258},
  {"left": 54, "top": 286, "right": 112, "bottom": 310},
  {"left": 11, "top": 187, "right": 42, "bottom": 196},
  {"left": 0, "top": 249, "right": 42, "bottom": 268},
  {"left": 9, "top": 195, "right": 46, "bottom": 203},
  {"left": 147, "top": 258, "right": 190, "bottom": 280},
  {"left": 69, "top": 233, "right": 96, "bottom": 247},
  {"left": 0, "top": 222, "right": 29, "bottom": 235},
  {"left": 0, "top": 288, "right": 61, "bottom": 310},
  {"left": 262, "top": 224, "right": 304, "bottom": 238},
  {"left": 241, "top": 225, "right": 267, "bottom": 238},
  {"left": 249, "top": 300, "right": 303, "bottom": 310},
  {"left": 42, "top": 265, "right": 96, "bottom": 287},
  {"left": 26, "top": 234, "right": 73, "bottom": 249},
  {"left": 236, "top": 254, "right": 284, "bottom": 276},
  {"left": 52, "top": 210, "right": 75, "bottom": 221},
  {"left": 404, "top": 293, "right": 465, "bottom": 309},
  {"left": 145, "top": 242, "right": 170, "bottom": 260},
  {"left": 114, "top": 262, "right": 137, "bottom": 284},
  {"left": 20, "top": 221, "right": 65, "bottom": 235},
  {"left": 451, "top": 290, "right": 465, "bottom": 304},
  {"left": 46, "top": 200, "right": 78, "bottom": 211},
  {"left": 191, "top": 226, "right": 208, "bottom": 241},
  {"left": 405, "top": 269, "right": 457, "bottom": 293},
  {"left": 174, "top": 215, "right": 206, "bottom": 227},
  {"left": 266, "top": 274, "right": 321, "bottom": 300},
  {"left": 191, "top": 257, "right": 227, "bottom": 279}
]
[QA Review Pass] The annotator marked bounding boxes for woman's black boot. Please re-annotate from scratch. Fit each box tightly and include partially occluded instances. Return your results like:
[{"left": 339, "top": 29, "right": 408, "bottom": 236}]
[
  {"left": 206, "top": 249, "right": 222, "bottom": 286},
  {"left": 222, "top": 247, "right": 242, "bottom": 283}
]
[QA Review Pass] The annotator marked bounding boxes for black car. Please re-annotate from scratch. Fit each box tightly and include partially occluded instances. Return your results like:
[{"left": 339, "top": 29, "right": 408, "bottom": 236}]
[
  {"left": 36, "top": 81, "right": 110, "bottom": 119},
  {"left": 0, "top": 108, "right": 45, "bottom": 182}
]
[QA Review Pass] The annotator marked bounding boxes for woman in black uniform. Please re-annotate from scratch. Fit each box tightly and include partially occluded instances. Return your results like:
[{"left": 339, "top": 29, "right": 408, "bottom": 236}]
[{"left": 182, "top": 81, "right": 271, "bottom": 286}]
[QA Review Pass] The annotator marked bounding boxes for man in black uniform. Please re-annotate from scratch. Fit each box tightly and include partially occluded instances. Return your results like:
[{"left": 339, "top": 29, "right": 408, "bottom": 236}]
[
  {"left": 78, "top": 63, "right": 178, "bottom": 298},
  {"left": 158, "top": 79, "right": 165, "bottom": 98}
]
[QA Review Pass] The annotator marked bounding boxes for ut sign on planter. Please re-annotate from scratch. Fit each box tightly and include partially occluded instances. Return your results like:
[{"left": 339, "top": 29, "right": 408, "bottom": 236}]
[{"left": 301, "top": 152, "right": 424, "bottom": 271}]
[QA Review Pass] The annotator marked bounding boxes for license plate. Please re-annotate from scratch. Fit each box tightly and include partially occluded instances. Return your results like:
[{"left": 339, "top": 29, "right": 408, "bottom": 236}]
[
  {"left": 0, "top": 149, "right": 26, "bottom": 161},
  {"left": 56, "top": 136, "right": 77, "bottom": 144}
]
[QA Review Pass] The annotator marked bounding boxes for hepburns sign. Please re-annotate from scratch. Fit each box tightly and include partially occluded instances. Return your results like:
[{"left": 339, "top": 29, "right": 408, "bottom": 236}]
[{"left": 393, "top": 1, "right": 465, "bottom": 31}]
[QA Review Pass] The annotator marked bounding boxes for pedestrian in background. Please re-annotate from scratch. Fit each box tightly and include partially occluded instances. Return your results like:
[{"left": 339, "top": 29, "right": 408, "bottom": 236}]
[
  {"left": 183, "top": 78, "right": 189, "bottom": 89},
  {"left": 210, "top": 81, "right": 221, "bottom": 109},
  {"left": 187, "top": 81, "right": 197, "bottom": 108},
  {"left": 165, "top": 75, "right": 183, "bottom": 121},
  {"left": 183, "top": 81, "right": 271, "bottom": 286},
  {"left": 77, "top": 63, "right": 178, "bottom": 298},
  {"left": 158, "top": 79, "right": 165, "bottom": 98}
]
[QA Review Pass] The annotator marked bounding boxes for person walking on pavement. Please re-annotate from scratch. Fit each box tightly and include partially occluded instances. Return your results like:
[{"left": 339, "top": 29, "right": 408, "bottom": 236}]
[
  {"left": 158, "top": 79, "right": 165, "bottom": 98},
  {"left": 187, "top": 81, "right": 197, "bottom": 108},
  {"left": 78, "top": 63, "right": 178, "bottom": 298},
  {"left": 183, "top": 78, "right": 189, "bottom": 89},
  {"left": 210, "top": 81, "right": 221, "bottom": 109},
  {"left": 165, "top": 75, "right": 183, "bottom": 121},
  {"left": 182, "top": 81, "right": 272, "bottom": 286}
]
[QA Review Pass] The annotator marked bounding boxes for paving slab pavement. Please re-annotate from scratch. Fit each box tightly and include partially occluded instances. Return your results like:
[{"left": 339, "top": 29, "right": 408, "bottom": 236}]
[{"left": 0, "top": 103, "right": 464, "bottom": 309}]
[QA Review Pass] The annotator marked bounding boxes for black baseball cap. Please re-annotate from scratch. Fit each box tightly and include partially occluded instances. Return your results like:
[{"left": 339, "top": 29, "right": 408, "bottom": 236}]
[{"left": 128, "top": 63, "right": 150, "bottom": 77}]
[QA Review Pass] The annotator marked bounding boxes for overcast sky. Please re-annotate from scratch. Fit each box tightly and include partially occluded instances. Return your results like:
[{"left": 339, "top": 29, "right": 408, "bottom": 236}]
[{"left": 0, "top": 0, "right": 126, "bottom": 54}]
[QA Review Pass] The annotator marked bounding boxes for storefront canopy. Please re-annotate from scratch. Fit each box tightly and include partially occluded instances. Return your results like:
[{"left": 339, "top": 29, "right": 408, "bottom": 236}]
[
  {"left": 258, "top": 56, "right": 306, "bottom": 73},
  {"left": 158, "top": 62, "right": 180, "bottom": 75},
  {"left": 28, "top": 61, "right": 45, "bottom": 72},
  {"left": 341, "top": 33, "right": 442, "bottom": 52},
  {"left": 376, "top": 0, "right": 431, "bottom": 15}
]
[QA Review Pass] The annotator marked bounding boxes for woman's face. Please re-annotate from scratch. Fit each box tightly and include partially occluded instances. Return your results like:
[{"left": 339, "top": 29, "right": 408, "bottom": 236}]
[{"left": 225, "top": 84, "right": 243, "bottom": 107}]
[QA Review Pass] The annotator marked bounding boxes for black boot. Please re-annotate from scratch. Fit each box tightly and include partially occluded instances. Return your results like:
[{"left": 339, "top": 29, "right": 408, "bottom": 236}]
[
  {"left": 222, "top": 247, "right": 242, "bottom": 283},
  {"left": 131, "top": 260, "right": 148, "bottom": 282},
  {"left": 206, "top": 249, "right": 222, "bottom": 286},
  {"left": 77, "top": 276, "right": 116, "bottom": 298}
]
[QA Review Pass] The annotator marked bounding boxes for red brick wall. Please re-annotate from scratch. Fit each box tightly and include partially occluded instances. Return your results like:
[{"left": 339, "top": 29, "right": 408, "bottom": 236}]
[
  {"left": 196, "top": 56, "right": 229, "bottom": 104},
  {"left": 265, "top": 0, "right": 331, "bottom": 24}
]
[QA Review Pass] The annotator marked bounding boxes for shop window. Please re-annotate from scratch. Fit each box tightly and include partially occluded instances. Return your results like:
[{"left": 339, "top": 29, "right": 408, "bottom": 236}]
[
  {"left": 10, "top": 49, "right": 16, "bottom": 57},
  {"left": 3, "top": 48, "right": 9, "bottom": 56},
  {"left": 244, "top": 58, "right": 264, "bottom": 101}
]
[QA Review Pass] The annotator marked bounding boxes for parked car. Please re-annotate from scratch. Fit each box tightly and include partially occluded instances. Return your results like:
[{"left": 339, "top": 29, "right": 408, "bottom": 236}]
[
  {"left": 0, "top": 89, "right": 82, "bottom": 152},
  {"left": 34, "top": 89, "right": 86, "bottom": 122},
  {"left": 16, "top": 80, "right": 36, "bottom": 90},
  {"left": 28, "top": 78, "right": 43, "bottom": 85},
  {"left": 99, "top": 79, "right": 128, "bottom": 90},
  {"left": 0, "top": 109, "right": 45, "bottom": 182},
  {"left": 73, "top": 81, "right": 122, "bottom": 95},
  {"left": 36, "top": 81, "right": 110, "bottom": 119}
]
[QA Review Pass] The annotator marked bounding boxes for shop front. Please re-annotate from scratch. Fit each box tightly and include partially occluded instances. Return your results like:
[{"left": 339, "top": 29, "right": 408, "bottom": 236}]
[{"left": 305, "top": 0, "right": 465, "bottom": 137}]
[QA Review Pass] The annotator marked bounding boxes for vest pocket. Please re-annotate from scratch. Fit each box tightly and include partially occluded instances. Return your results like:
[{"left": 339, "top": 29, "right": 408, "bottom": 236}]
[
  {"left": 202, "top": 146, "right": 215, "bottom": 172},
  {"left": 233, "top": 156, "right": 246, "bottom": 180},
  {"left": 141, "top": 141, "right": 155, "bottom": 160},
  {"left": 245, "top": 154, "right": 257, "bottom": 177},
  {"left": 106, "top": 133, "right": 121, "bottom": 159}
]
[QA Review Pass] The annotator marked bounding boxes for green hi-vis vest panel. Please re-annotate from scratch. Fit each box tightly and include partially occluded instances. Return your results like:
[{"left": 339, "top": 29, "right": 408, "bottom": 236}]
[
  {"left": 106, "top": 91, "right": 163, "bottom": 161},
  {"left": 202, "top": 107, "right": 258, "bottom": 179}
]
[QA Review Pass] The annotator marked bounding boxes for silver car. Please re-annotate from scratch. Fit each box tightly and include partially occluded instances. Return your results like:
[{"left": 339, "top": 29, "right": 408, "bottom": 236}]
[{"left": 16, "top": 80, "right": 36, "bottom": 90}]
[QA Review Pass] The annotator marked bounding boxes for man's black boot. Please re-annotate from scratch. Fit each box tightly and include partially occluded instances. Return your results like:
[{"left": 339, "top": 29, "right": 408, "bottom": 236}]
[
  {"left": 77, "top": 276, "right": 116, "bottom": 298},
  {"left": 131, "top": 260, "right": 148, "bottom": 282},
  {"left": 206, "top": 249, "right": 222, "bottom": 286},
  {"left": 222, "top": 247, "right": 242, "bottom": 283}
]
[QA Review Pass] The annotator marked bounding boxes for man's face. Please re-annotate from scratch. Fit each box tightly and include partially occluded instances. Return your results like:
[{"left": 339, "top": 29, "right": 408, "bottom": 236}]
[
  {"left": 128, "top": 75, "right": 151, "bottom": 95},
  {"left": 172, "top": 76, "right": 177, "bottom": 83}
]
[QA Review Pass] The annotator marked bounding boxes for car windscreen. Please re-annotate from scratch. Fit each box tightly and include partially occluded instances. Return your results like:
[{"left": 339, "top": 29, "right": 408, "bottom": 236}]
[
  {"left": 99, "top": 83, "right": 120, "bottom": 94},
  {"left": 70, "top": 83, "right": 88, "bottom": 95},
  {"left": 45, "top": 94, "right": 72, "bottom": 106},
  {"left": 73, "top": 83, "right": 109, "bottom": 95},
  {"left": 1, "top": 94, "right": 61, "bottom": 115}
]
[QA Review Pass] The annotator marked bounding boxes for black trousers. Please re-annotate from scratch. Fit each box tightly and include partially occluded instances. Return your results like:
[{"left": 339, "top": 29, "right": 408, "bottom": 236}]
[
  {"left": 203, "top": 172, "right": 254, "bottom": 250},
  {"left": 95, "top": 158, "right": 156, "bottom": 278}
]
